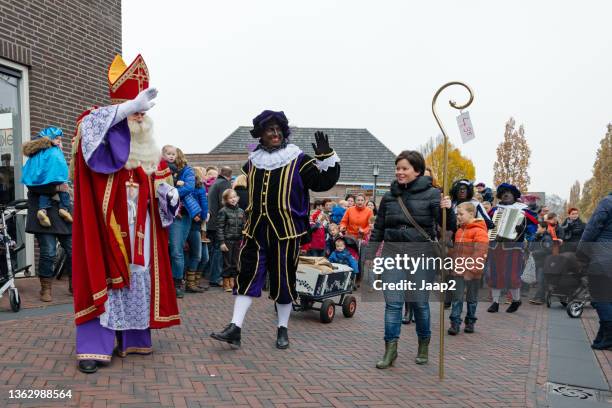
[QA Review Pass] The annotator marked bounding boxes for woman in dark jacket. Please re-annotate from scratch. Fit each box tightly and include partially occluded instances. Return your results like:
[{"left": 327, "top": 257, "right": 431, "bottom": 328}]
[
  {"left": 25, "top": 183, "right": 72, "bottom": 301},
  {"left": 577, "top": 192, "right": 612, "bottom": 350},
  {"left": 370, "top": 151, "right": 454, "bottom": 369},
  {"left": 560, "top": 207, "right": 586, "bottom": 253}
]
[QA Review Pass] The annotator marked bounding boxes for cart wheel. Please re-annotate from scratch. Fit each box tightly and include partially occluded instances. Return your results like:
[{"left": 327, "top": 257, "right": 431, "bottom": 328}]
[
  {"left": 342, "top": 295, "right": 357, "bottom": 318},
  {"left": 560, "top": 297, "right": 568, "bottom": 307},
  {"left": 567, "top": 301, "right": 583, "bottom": 318},
  {"left": 320, "top": 300, "right": 335, "bottom": 323},
  {"left": 545, "top": 292, "right": 551, "bottom": 308},
  {"left": 8, "top": 288, "right": 20, "bottom": 312}
]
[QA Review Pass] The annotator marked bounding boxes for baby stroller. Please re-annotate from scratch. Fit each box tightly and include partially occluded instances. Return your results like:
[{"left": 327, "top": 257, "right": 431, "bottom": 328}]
[
  {"left": 543, "top": 251, "right": 590, "bottom": 318},
  {"left": 0, "top": 199, "right": 32, "bottom": 312}
]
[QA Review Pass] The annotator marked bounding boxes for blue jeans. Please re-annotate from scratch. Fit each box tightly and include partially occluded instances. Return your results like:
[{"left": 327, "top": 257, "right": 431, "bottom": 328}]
[
  {"left": 197, "top": 242, "right": 210, "bottom": 273},
  {"left": 384, "top": 301, "right": 431, "bottom": 341},
  {"left": 592, "top": 302, "right": 612, "bottom": 323},
  {"left": 450, "top": 277, "right": 479, "bottom": 324},
  {"left": 39, "top": 191, "right": 71, "bottom": 210},
  {"left": 185, "top": 223, "right": 202, "bottom": 271},
  {"left": 168, "top": 215, "right": 192, "bottom": 279},
  {"left": 36, "top": 233, "right": 72, "bottom": 278},
  {"left": 207, "top": 230, "right": 223, "bottom": 284}
]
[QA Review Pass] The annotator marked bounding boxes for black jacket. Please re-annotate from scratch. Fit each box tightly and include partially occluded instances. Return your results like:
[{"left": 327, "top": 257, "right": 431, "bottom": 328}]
[
  {"left": 529, "top": 231, "right": 554, "bottom": 266},
  {"left": 25, "top": 185, "right": 72, "bottom": 236},
  {"left": 206, "top": 176, "right": 232, "bottom": 231},
  {"left": 371, "top": 176, "right": 456, "bottom": 243},
  {"left": 216, "top": 204, "right": 245, "bottom": 243},
  {"left": 561, "top": 218, "right": 585, "bottom": 243},
  {"left": 234, "top": 185, "right": 249, "bottom": 212}
]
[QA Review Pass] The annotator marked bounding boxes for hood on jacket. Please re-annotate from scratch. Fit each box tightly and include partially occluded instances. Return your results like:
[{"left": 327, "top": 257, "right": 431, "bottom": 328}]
[
  {"left": 390, "top": 176, "right": 432, "bottom": 196},
  {"left": 461, "top": 219, "right": 487, "bottom": 232},
  {"left": 22, "top": 137, "right": 54, "bottom": 157}
]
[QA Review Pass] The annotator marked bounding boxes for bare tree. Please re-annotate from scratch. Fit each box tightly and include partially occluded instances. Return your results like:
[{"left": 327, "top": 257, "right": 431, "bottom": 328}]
[{"left": 493, "top": 117, "right": 531, "bottom": 192}]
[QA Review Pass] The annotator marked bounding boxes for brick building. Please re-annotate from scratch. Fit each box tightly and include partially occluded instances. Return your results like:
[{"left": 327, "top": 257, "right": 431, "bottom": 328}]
[
  {"left": 186, "top": 126, "right": 397, "bottom": 203},
  {"left": 0, "top": 0, "right": 122, "bottom": 271}
]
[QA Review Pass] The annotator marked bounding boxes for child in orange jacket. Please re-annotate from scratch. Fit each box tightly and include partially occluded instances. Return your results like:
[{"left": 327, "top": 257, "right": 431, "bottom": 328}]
[{"left": 448, "top": 202, "right": 489, "bottom": 335}]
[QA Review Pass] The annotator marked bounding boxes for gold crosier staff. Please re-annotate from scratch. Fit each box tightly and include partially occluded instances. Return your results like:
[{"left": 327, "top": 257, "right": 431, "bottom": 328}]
[{"left": 431, "top": 82, "right": 474, "bottom": 380}]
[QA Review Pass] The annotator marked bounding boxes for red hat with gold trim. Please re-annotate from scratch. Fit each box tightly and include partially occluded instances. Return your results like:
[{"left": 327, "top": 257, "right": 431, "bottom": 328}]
[{"left": 108, "top": 54, "right": 149, "bottom": 104}]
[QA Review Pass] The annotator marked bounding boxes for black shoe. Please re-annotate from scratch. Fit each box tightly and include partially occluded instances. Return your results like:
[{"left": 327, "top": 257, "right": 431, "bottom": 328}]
[
  {"left": 402, "top": 316, "right": 412, "bottom": 325},
  {"left": 464, "top": 322, "right": 475, "bottom": 333},
  {"left": 210, "top": 323, "right": 241, "bottom": 348},
  {"left": 444, "top": 302, "right": 451, "bottom": 309},
  {"left": 506, "top": 301, "right": 522, "bottom": 313},
  {"left": 77, "top": 359, "right": 98, "bottom": 374},
  {"left": 487, "top": 302, "right": 499, "bottom": 313},
  {"left": 276, "top": 326, "right": 289, "bottom": 349},
  {"left": 448, "top": 323, "right": 460, "bottom": 335},
  {"left": 592, "top": 322, "right": 612, "bottom": 350},
  {"left": 592, "top": 325, "right": 604, "bottom": 349}
]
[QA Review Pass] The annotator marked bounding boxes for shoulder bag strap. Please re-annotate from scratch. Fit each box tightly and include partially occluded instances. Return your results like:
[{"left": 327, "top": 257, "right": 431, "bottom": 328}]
[{"left": 396, "top": 197, "right": 434, "bottom": 243}]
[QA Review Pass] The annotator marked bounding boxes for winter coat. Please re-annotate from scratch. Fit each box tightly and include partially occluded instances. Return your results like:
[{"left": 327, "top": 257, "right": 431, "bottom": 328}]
[
  {"left": 25, "top": 184, "right": 72, "bottom": 236},
  {"left": 450, "top": 219, "right": 489, "bottom": 279},
  {"left": 560, "top": 217, "right": 585, "bottom": 253},
  {"left": 328, "top": 248, "right": 359, "bottom": 273},
  {"left": 340, "top": 206, "right": 373, "bottom": 238},
  {"left": 577, "top": 193, "right": 612, "bottom": 278},
  {"left": 175, "top": 165, "right": 195, "bottom": 198},
  {"left": 216, "top": 204, "right": 245, "bottom": 243},
  {"left": 330, "top": 205, "right": 346, "bottom": 224},
  {"left": 21, "top": 137, "right": 68, "bottom": 186},
  {"left": 529, "top": 230, "right": 554, "bottom": 267},
  {"left": 234, "top": 185, "right": 249, "bottom": 211},
  {"left": 207, "top": 176, "right": 232, "bottom": 231},
  {"left": 306, "top": 221, "right": 326, "bottom": 250},
  {"left": 184, "top": 185, "right": 208, "bottom": 221},
  {"left": 371, "top": 177, "right": 456, "bottom": 243}
]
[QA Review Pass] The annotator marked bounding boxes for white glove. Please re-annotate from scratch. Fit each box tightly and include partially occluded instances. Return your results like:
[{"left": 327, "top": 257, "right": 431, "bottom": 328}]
[{"left": 111, "top": 87, "right": 158, "bottom": 126}]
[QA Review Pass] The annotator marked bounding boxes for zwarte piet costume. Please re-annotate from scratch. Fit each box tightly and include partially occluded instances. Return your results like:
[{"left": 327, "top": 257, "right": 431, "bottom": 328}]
[{"left": 211, "top": 110, "right": 340, "bottom": 350}]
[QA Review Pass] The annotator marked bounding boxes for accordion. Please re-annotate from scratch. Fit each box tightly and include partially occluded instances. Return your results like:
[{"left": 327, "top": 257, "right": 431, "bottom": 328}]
[{"left": 488, "top": 207, "right": 525, "bottom": 241}]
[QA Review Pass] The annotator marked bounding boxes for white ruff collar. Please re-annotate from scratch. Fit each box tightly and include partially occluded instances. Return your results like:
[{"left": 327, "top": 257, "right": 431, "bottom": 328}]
[
  {"left": 498, "top": 202, "right": 528, "bottom": 211},
  {"left": 248, "top": 143, "right": 302, "bottom": 170}
]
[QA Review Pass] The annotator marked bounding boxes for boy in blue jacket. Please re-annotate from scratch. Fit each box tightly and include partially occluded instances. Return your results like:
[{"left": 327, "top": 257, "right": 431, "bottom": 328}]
[{"left": 328, "top": 237, "right": 359, "bottom": 275}]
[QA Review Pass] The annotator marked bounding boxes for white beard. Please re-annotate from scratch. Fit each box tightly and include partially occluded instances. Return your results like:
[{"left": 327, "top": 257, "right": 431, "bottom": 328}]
[{"left": 126, "top": 115, "right": 161, "bottom": 175}]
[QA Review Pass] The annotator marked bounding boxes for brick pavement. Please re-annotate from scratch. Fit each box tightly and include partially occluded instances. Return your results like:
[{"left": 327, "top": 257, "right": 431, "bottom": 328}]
[{"left": 0, "top": 288, "right": 588, "bottom": 408}]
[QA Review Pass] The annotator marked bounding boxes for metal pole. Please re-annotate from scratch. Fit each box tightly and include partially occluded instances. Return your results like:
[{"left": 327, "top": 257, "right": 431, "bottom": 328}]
[
  {"left": 373, "top": 175, "right": 377, "bottom": 205},
  {"left": 431, "top": 82, "right": 474, "bottom": 381}
]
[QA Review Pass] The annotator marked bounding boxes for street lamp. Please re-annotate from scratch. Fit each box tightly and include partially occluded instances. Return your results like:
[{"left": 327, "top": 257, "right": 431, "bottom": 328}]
[{"left": 372, "top": 163, "right": 379, "bottom": 204}]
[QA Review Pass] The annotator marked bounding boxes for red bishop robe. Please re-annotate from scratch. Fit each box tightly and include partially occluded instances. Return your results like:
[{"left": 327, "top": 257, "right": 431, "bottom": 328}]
[{"left": 71, "top": 110, "right": 180, "bottom": 328}]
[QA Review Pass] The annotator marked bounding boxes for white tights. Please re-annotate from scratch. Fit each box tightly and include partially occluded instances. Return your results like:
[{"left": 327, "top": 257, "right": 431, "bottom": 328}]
[
  {"left": 491, "top": 288, "right": 520, "bottom": 303},
  {"left": 230, "top": 295, "right": 292, "bottom": 328}
]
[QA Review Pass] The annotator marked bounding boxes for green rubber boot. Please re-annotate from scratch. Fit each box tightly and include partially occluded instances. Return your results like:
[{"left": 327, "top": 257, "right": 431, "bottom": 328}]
[
  {"left": 174, "top": 278, "right": 184, "bottom": 299},
  {"left": 376, "top": 341, "right": 398, "bottom": 369},
  {"left": 415, "top": 337, "right": 430, "bottom": 365}
]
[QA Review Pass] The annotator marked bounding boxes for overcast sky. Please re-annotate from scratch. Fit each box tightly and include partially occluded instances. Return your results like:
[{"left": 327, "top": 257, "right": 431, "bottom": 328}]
[{"left": 123, "top": 0, "right": 611, "bottom": 199}]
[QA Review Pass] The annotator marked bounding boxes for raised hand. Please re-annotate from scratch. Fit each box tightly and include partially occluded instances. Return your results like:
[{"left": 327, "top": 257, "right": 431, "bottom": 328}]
[
  {"left": 312, "top": 131, "right": 332, "bottom": 156},
  {"left": 132, "top": 87, "right": 158, "bottom": 113}
]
